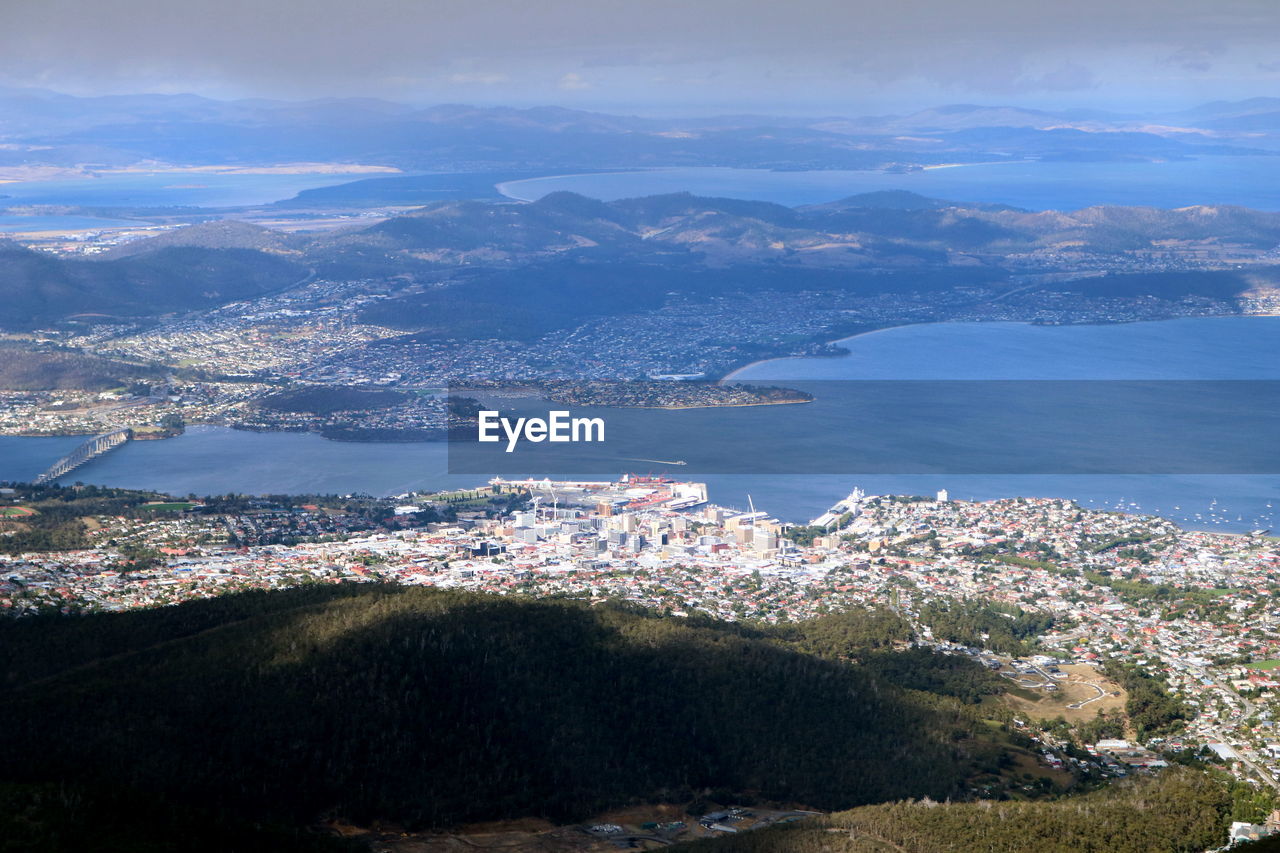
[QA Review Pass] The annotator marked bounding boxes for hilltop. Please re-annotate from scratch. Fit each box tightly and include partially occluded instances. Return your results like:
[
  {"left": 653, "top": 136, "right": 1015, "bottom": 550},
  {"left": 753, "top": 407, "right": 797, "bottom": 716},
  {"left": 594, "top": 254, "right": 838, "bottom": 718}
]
[{"left": 100, "top": 219, "right": 296, "bottom": 258}]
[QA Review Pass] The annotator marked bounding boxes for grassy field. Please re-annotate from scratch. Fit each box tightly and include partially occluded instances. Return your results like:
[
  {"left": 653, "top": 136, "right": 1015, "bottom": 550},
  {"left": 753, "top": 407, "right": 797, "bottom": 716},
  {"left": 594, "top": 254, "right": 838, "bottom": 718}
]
[
  {"left": 1247, "top": 659, "right": 1280, "bottom": 671},
  {"left": 139, "top": 502, "right": 197, "bottom": 512},
  {"left": 0, "top": 506, "right": 37, "bottom": 517},
  {"left": 1000, "top": 664, "right": 1126, "bottom": 724}
]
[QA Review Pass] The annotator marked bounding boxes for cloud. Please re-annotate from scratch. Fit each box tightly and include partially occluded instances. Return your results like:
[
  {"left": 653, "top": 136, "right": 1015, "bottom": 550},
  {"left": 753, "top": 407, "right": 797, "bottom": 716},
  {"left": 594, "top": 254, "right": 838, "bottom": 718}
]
[
  {"left": 447, "top": 72, "right": 510, "bottom": 85},
  {"left": 1028, "top": 62, "right": 1099, "bottom": 92},
  {"left": 0, "top": 0, "right": 1274, "bottom": 107},
  {"left": 580, "top": 48, "right": 731, "bottom": 68},
  {"left": 842, "top": 50, "right": 1098, "bottom": 96},
  {"left": 557, "top": 72, "right": 591, "bottom": 91},
  {"left": 1163, "top": 44, "right": 1227, "bottom": 73}
]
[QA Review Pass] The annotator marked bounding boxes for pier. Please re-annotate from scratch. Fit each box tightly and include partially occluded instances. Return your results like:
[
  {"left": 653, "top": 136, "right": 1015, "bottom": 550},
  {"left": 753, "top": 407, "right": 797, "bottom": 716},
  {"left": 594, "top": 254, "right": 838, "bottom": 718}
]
[{"left": 33, "top": 428, "right": 132, "bottom": 485}]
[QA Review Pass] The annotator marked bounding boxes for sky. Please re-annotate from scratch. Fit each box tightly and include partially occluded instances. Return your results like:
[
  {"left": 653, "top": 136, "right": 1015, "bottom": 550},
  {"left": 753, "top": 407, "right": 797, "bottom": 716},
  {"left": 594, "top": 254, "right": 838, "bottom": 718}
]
[{"left": 2, "top": 0, "right": 1277, "bottom": 114}]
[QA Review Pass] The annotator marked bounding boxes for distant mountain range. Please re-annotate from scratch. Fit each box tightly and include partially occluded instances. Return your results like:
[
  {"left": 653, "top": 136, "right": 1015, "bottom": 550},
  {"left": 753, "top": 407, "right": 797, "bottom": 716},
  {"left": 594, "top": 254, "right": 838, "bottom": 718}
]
[
  {"left": 1, "top": 88, "right": 1277, "bottom": 175},
  {"left": 3, "top": 190, "right": 1278, "bottom": 334}
]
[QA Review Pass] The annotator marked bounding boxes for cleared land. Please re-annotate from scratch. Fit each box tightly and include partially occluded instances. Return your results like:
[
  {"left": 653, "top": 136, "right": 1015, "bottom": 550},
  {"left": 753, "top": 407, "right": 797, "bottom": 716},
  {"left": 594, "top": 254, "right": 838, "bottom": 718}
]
[
  {"left": 336, "top": 804, "right": 816, "bottom": 853},
  {"left": 139, "top": 502, "right": 198, "bottom": 512},
  {"left": 1001, "top": 664, "right": 1126, "bottom": 724}
]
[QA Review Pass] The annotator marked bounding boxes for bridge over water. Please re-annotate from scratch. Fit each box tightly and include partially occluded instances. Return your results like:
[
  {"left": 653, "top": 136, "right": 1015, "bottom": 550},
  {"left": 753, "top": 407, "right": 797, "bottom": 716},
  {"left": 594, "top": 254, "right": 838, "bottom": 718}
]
[{"left": 33, "top": 428, "right": 132, "bottom": 485}]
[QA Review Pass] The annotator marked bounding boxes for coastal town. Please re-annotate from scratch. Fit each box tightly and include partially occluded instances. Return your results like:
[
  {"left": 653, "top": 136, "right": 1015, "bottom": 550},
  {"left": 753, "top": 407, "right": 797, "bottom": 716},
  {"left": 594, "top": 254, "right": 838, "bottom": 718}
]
[
  {"left": 1, "top": 270, "right": 1265, "bottom": 440},
  {"left": 3, "top": 475, "right": 1279, "bottom": 836}
]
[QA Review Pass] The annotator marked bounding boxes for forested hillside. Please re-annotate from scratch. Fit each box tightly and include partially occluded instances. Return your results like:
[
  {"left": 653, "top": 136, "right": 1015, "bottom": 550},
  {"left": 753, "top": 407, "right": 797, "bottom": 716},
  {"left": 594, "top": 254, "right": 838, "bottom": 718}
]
[
  {"left": 0, "top": 346, "right": 160, "bottom": 390},
  {"left": 0, "top": 586, "right": 1013, "bottom": 832},
  {"left": 0, "top": 242, "right": 305, "bottom": 327},
  {"left": 0, "top": 782, "right": 357, "bottom": 853}
]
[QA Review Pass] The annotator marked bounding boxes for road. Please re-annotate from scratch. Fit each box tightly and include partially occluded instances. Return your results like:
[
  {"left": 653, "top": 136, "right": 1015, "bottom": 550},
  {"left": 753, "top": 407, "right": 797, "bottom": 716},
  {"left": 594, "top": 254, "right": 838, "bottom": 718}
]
[
  {"left": 1066, "top": 680, "right": 1108, "bottom": 710},
  {"left": 1189, "top": 664, "right": 1277, "bottom": 791}
]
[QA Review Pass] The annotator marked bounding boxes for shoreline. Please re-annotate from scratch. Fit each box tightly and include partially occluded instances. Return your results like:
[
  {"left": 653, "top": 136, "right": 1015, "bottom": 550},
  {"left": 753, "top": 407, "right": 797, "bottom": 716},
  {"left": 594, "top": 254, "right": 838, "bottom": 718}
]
[
  {"left": 4, "top": 425, "right": 1274, "bottom": 538},
  {"left": 918, "top": 159, "right": 1026, "bottom": 171},
  {"left": 721, "top": 321, "right": 938, "bottom": 380},
  {"left": 494, "top": 168, "right": 655, "bottom": 201},
  {"left": 632, "top": 397, "right": 812, "bottom": 410},
  {"left": 721, "top": 311, "right": 1280, "bottom": 381},
  {"left": 496, "top": 159, "right": 1029, "bottom": 204},
  {"left": 0, "top": 163, "right": 402, "bottom": 183}
]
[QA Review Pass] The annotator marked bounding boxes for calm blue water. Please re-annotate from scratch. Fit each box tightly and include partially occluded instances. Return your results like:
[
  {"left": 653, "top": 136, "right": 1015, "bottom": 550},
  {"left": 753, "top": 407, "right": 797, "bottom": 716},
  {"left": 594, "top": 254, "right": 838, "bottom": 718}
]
[
  {"left": 0, "top": 172, "right": 377, "bottom": 209},
  {"left": 3, "top": 317, "right": 1279, "bottom": 531},
  {"left": 10, "top": 158, "right": 1275, "bottom": 214},
  {"left": 732, "top": 317, "right": 1280, "bottom": 380},
  {"left": 0, "top": 214, "right": 151, "bottom": 233},
  {"left": 0, "top": 435, "right": 85, "bottom": 483},
  {"left": 698, "top": 473, "right": 1280, "bottom": 532},
  {"left": 497, "top": 157, "right": 1280, "bottom": 211},
  {"left": 0, "top": 427, "right": 475, "bottom": 498},
  {"left": 712, "top": 317, "right": 1280, "bottom": 528}
]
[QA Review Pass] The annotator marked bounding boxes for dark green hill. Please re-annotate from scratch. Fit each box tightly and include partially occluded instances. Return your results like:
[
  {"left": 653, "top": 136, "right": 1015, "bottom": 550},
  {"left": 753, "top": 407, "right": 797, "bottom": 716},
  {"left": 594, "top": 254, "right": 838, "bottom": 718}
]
[
  {"left": 0, "top": 781, "right": 357, "bottom": 853},
  {"left": 257, "top": 385, "right": 414, "bottom": 414},
  {"left": 0, "top": 586, "right": 1011, "bottom": 832},
  {"left": 0, "top": 346, "right": 161, "bottom": 390},
  {"left": 101, "top": 220, "right": 293, "bottom": 258},
  {"left": 358, "top": 260, "right": 1005, "bottom": 340},
  {"left": 1048, "top": 267, "right": 1280, "bottom": 299},
  {"left": 358, "top": 260, "right": 675, "bottom": 338},
  {"left": 611, "top": 191, "right": 801, "bottom": 226},
  {"left": 799, "top": 190, "right": 1024, "bottom": 212},
  {"left": 0, "top": 243, "right": 305, "bottom": 328}
]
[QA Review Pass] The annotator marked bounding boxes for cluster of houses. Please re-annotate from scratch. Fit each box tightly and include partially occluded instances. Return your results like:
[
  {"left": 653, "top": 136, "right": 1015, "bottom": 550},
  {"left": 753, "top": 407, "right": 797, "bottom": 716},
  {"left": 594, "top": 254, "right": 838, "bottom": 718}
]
[{"left": 4, "top": 478, "right": 1280, "bottom": 798}]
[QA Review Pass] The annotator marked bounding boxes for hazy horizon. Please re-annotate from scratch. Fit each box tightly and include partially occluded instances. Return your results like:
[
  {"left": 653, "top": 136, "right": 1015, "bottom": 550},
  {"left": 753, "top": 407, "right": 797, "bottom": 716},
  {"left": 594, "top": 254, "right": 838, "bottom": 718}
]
[
  {"left": 3, "top": 0, "right": 1277, "bottom": 115},
  {"left": 3, "top": 81, "right": 1277, "bottom": 122}
]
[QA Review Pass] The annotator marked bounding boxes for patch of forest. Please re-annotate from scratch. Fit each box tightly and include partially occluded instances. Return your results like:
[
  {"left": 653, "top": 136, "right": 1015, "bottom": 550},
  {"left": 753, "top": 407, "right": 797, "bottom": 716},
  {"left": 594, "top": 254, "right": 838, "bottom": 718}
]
[
  {"left": 0, "top": 586, "right": 1020, "bottom": 833},
  {"left": 257, "top": 385, "right": 415, "bottom": 415},
  {"left": 0, "top": 243, "right": 304, "bottom": 328},
  {"left": 674, "top": 768, "right": 1234, "bottom": 853},
  {"left": 917, "top": 599, "right": 1059, "bottom": 656},
  {"left": 0, "top": 781, "right": 358, "bottom": 853},
  {"left": 1100, "top": 659, "right": 1191, "bottom": 740},
  {"left": 0, "top": 346, "right": 162, "bottom": 391}
]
